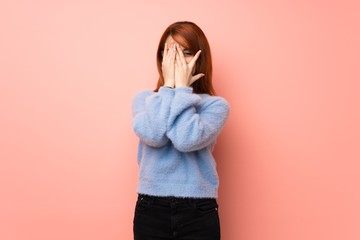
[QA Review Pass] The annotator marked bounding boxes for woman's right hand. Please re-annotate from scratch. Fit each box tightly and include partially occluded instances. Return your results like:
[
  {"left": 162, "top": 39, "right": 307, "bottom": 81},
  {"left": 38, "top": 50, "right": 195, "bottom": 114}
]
[{"left": 161, "top": 42, "right": 176, "bottom": 88}]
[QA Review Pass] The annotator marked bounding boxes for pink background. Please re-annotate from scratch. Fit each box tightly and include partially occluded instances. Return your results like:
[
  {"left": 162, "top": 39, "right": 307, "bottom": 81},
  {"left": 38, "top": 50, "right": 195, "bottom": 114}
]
[{"left": 1, "top": 0, "right": 359, "bottom": 239}]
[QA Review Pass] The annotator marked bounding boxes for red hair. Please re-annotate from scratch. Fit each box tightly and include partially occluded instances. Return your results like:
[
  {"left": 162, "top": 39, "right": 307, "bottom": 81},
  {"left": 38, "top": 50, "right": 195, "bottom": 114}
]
[{"left": 154, "top": 21, "right": 216, "bottom": 95}]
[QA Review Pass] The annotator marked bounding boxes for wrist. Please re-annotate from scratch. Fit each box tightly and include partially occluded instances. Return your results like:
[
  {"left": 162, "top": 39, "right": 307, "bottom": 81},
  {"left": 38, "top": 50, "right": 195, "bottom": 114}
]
[
  {"left": 163, "top": 84, "right": 174, "bottom": 88},
  {"left": 175, "top": 77, "right": 191, "bottom": 88},
  {"left": 175, "top": 82, "right": 188, "bottom": 88},
  {"left": 164, "top": 83, "right": 174, "bottom": 88},
  {"left": 163, "top": 80, "right": 174, "bottom": 88}
]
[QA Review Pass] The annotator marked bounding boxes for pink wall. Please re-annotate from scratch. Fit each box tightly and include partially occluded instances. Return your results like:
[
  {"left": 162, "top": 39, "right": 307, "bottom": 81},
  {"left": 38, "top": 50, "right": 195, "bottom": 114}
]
[{"left": 1, "top": 0, "right": 359, "bottom": 239}]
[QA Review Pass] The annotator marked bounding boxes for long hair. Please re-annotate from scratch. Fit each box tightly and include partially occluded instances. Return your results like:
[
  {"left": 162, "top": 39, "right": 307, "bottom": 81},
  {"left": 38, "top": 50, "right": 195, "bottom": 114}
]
[{"left": 154, "top": 21, "right": 215, "bottom": 95}]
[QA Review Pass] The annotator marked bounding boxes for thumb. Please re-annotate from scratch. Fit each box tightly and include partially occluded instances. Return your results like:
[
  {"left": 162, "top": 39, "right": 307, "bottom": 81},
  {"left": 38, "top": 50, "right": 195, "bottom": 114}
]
[{"left": 190, "top": 73, "right": 205, "bottom": 85}]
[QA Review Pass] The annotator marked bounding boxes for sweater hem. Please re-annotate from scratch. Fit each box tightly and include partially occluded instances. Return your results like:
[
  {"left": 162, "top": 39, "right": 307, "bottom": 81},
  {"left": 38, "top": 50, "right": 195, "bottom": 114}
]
[{"left": 137, "top": 181, "right": 218, "bottom": 199}]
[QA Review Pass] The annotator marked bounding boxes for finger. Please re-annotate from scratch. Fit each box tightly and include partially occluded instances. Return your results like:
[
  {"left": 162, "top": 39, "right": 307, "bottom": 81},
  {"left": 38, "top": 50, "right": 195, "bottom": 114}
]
[
  {"left": 175, "top": 51, "right": 181, "bottom": 67},
  {"left": 165, "top": 42, "right": 174, "bottom": 64},
  {"left": 165, "top": 43, "right": 173, "bottom": 64},
  {"left": 190, "top": 73, "right": 205, "bottom": 85},
  {"left": 176, "top": 44, "right": 187, "bottom": 66},
  {"left": 189, "top": 50, "right": 202, "bottom": 66},
  {"left": 169, "top": 43, "right": 176, "bottom": 64}
]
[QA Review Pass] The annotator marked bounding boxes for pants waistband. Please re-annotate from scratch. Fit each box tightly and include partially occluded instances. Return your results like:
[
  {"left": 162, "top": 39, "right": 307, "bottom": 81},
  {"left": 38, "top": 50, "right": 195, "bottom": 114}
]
[{"left": 138, "top": 194, "right": 216, "bottom": 206}]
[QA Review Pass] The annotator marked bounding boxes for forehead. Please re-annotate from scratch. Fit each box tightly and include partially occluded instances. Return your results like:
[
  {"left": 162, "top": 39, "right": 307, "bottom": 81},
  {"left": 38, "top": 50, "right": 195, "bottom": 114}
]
[{"left": 165, "top": 35, "right": 185, "bottom": 50}]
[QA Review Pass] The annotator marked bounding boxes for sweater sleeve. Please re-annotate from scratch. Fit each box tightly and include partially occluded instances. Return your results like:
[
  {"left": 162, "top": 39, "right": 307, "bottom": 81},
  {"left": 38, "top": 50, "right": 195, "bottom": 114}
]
[
  {"left": 132, "top": 86, "right": 174, "bottom": 147},
  {"left": 166, "top": 86, "right": 230, "bottom": 152}
]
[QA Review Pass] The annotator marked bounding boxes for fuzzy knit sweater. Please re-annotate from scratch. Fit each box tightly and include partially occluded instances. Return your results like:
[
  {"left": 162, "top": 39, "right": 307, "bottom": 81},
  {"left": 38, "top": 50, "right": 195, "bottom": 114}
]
[{"left": 131, "top": 86, "right": 230, "bottom": 198}]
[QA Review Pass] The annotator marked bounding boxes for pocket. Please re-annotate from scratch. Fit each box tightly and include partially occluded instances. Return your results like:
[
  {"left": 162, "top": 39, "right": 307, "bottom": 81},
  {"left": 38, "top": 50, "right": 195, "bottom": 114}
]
[
  {"left": 194, "top": 199, "right": 219, "bottom": 214},
  {"left": 135, "top": 195, "right": 154, "bottom": 212}
]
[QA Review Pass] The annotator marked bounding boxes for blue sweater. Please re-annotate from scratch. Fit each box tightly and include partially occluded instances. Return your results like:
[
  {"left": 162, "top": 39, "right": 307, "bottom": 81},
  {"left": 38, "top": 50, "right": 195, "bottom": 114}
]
[{"left": 131, "top": 86, "right": 230, "bottom": 198}]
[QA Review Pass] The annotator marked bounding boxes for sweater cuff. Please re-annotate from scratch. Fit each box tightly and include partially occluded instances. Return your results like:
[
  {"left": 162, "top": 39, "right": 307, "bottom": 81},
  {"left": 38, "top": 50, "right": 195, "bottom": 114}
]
[
  {"left": 174, "top": 86, "right": 193, "bottom": 94},
  {"left": 159, "top": 86, "right": 175, "bottom": 96}
]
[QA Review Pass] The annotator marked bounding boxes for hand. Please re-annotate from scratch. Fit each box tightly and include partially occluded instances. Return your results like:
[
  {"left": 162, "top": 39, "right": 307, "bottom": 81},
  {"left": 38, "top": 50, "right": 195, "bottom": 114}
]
[
  {"left": 161, "top": 42, "right": 176, "bottom": 88},
  {"left": 174, "top": 44, "right": 205, "bottom": 88}
]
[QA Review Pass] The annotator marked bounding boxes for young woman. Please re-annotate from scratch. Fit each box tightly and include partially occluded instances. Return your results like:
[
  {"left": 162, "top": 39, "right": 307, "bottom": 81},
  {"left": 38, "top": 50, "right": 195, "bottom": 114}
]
[{"left": 131, "top": 21, "right": 230, "bottom": 240}]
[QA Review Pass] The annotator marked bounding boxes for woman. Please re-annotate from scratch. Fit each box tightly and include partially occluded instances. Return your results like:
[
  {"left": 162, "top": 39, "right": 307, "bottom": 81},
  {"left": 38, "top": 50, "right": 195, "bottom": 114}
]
[{"left": 131, "top": 21, "right": 230, "bottom": 240}]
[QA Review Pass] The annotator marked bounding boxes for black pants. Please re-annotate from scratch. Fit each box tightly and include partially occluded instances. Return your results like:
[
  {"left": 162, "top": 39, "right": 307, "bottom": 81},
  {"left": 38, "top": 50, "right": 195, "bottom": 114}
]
[{"left": 133, "top": 194, "right": 220, "bottom": 240}]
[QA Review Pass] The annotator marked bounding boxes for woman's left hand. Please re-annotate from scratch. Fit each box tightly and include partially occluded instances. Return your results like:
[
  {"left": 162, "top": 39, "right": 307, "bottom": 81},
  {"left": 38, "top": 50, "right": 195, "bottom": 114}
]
[{"left": 174, "top": 44, "right": 205, "bottom": 88}]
